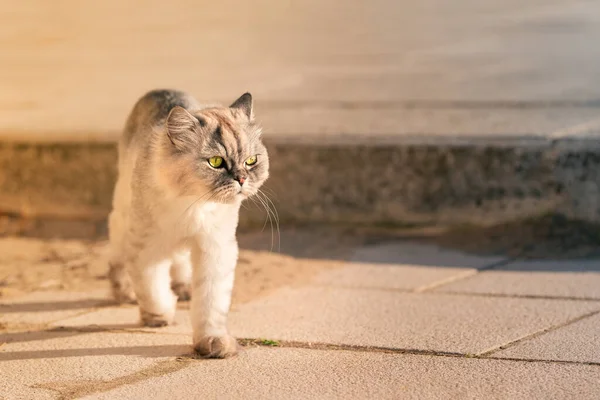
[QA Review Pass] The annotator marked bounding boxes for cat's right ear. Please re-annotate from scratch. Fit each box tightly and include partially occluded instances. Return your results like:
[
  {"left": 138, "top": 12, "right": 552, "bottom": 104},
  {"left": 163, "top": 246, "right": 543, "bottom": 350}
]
[{"left": 166, "top": 106, "right": 203, "bottom": 149}]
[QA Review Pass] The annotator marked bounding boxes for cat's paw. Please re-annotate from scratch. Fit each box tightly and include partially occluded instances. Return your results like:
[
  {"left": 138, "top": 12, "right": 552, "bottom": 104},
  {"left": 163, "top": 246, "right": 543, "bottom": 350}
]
[
  {"left": 140, "top": 309, "right": 174, "bottom": 327},
  {"left": 108, "top": 262, "right": 137, "bottom": 304},
  {"left": 111, "top": 286, "right": 137, "bottom": 304},
  {"left": 171, "top": 282, "right": 191, "bottom": 302},
  {"left": 194, "top": 335, "right": 239, "bottom": 359}
]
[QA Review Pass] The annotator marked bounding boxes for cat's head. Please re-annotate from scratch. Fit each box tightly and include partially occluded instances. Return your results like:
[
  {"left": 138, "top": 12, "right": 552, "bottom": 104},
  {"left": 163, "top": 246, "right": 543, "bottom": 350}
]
[{"left": 161, "top": 93, "right": 269, "bottom": 203}]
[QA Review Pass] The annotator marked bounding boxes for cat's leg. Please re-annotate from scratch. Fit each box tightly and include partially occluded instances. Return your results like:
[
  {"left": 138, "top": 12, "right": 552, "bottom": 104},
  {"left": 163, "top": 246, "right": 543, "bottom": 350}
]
[
  {"left": 107, "top": 209, "right": 136, "bottom": 303},
  {"left": 190, "top": 235, "right": 239, "bottom": 358},
  {"left": 108, "top": 260, "right": 136, "bottom": 303},
  {"left": 127, "top": 236, "right": 178, "bottom": 327},
  {"left": 170, "top": 248, "right": 192, "bottom": 301}
]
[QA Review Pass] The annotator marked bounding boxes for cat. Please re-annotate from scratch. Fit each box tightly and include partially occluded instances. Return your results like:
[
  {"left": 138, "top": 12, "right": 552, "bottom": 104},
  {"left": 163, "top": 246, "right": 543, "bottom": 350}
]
[{"left": 107, "top": 89, "right": 269, "bottom": 358}]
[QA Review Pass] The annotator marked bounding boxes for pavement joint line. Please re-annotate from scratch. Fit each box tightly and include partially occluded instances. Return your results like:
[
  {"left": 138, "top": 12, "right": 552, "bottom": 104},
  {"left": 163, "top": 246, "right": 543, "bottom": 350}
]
[
  {"left": 311, "top": 283, "right": 600, "bottom": 302},
  {"left": 416, "top": 257, "right": 517, "bottom": 293},
  {"left": 432, "top": 290, "right": 600, "bottom": 302},
  {"left": 31, "top": 358, "right": 194, "bottom": 400},
  {"left": 413, "top": 270, "right": 481, "bottom": 293},
  {"left": 236, "top": 339, "right": 600, "bottom": 367},
  {"left": 237, "top": 338, "right": 465, "bottom": 358},
  {"left": 483, "top": 355, "right": 600, "bottom": 367},
  {"left": 477, "top": 308, "right": 600, "bottom": 357}
]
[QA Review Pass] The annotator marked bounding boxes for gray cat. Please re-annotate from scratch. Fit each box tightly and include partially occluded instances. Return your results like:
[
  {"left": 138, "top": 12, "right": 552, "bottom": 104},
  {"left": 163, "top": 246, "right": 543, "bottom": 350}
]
[{"left": 108, "top": 89, "right": 269, "bottom": 358}]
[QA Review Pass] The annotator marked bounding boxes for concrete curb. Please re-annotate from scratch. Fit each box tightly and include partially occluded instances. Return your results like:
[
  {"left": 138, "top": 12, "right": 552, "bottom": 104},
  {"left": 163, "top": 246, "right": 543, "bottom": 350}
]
[{"left": 0, "top": 135, "right": 598, "bottom": 232}]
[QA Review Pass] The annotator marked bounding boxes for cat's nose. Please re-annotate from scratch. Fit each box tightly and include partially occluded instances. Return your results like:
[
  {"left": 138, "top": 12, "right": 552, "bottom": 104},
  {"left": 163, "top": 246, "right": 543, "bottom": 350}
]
[{"left": 235, "top": 176, "right": 246, "bottom": 185}]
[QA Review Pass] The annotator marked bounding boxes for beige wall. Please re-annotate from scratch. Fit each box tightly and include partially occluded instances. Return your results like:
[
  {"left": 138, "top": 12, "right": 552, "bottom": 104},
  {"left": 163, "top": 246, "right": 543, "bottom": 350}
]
[
  {"left": 2, "top": 0, "right": 600, "bottom": 140},
  {"left": 1, "top": 0, "right": 406, "bottom": 139}
]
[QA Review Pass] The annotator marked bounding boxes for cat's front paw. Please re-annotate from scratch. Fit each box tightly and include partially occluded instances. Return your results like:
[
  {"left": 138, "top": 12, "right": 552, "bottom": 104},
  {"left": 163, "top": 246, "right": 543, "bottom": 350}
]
[
  {"left": 108, "top": 263, "right": 137, "bottom": 304},
  {"left": 111, "top": 285, "right": 137, "bottom": 304},
  {"left": 140, "top": 309, "right": 175, "bottom": 327},
  {"left": 171, "top": 282, "right": 191, "bottom": 302},
  {"left": 194, "top": 335, "right": 239, "bottom": 358}
]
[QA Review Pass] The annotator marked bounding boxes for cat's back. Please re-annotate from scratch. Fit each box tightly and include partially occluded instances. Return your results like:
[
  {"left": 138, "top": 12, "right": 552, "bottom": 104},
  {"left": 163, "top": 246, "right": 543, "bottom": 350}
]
[{"left": 122, "top": 89, "right": 199, "bottom": 148}]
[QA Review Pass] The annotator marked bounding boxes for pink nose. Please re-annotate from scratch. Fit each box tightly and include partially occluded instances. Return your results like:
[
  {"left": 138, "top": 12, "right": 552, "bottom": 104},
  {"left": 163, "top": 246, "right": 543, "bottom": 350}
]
[{"left": 237, "top": 176, "right": 246, "bottom": 185}]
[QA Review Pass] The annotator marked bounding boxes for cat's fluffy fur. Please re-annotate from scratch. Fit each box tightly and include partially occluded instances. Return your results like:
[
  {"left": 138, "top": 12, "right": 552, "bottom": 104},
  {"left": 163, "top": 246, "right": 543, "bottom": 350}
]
[{"left": 108, "top": 89, "right": 269, "bottom": 358}]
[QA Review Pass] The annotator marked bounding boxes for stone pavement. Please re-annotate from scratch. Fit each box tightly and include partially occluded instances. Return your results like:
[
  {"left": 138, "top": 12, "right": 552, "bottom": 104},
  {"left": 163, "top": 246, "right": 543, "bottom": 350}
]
[{"left": 1, "top": 232, "right": 599, "bottom": 399}]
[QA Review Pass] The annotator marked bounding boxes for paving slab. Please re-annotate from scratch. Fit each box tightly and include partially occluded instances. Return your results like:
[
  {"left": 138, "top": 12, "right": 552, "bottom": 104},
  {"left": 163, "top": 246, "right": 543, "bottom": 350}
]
[
  {"left": 316, "top": 242, "right": 504, "bottom": 291},
  {"left": 435, "top": 259, "right": 600, "bottom": 299},
  {"left": 228, "top": 287, "right": 600, "bottom": 354},
  {"left": 85, "top": 347, "right": 600, "bottom": 400},
  {"left": 0, "top": 290, "right": 111, "bottom": 328},
  {"left": 0, "top": 330, "right": 191, "bottom": 400},
  {"left": 494, "top": 312, "right": 600, "bottom": 363}
]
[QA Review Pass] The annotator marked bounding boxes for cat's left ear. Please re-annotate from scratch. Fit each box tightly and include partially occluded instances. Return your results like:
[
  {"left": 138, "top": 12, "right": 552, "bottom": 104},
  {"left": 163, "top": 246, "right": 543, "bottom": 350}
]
[
  {"left": 166, "top": 106, "right": 202, "bottom": 149},
  {"left": 230, "top": 92, "right": 253, "bottom": 120}
]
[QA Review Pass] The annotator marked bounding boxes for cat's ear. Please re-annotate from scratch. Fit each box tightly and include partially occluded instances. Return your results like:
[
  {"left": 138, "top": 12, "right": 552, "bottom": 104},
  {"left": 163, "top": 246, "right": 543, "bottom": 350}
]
[
  {"left": 166, "top": 106, "right": 202, "bottom": 148},
  {"left": 230, "top": 92, "right": 253, "bottom": 119}
]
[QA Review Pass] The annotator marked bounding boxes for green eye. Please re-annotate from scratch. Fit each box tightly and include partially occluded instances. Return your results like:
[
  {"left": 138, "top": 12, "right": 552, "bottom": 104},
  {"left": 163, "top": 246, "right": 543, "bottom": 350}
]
[
  {"left": 245, "top": 155, "right": 258, "bottom": 166},
  {"left": 208, "top": 156, "right": 224, "bottom": 168}
]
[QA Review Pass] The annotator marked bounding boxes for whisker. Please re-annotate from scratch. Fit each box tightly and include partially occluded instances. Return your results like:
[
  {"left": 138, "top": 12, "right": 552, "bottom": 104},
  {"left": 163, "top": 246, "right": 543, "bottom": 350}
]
[
  {"left": 260, "top": 187, "right": 279, "bottom": 200},
  {"left": 253, "top": 192, "right": 275, "bottom": 251},
  {"left": 263, "top": 192, "right": 281, "bottom": 253},
  {"left": 259, "top": 189, "right": 280, "bottom": 226},
  {"left": 256, "top": 190, "right": 280, "bottom": 253},
  {"left": 248, "top": 196, "right": 270, "bottom": 233}
]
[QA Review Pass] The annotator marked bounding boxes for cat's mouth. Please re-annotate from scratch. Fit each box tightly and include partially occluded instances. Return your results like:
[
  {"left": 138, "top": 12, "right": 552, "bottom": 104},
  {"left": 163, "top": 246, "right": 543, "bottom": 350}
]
[
  {"left": 214, "top": 183, "right": 253, "bottom": 203},
  {"left": 218, "top": 188, "right": 247, "bottom": 203},
  {"left": 239, "top": 184, "right": 253, "bottom": 197}
]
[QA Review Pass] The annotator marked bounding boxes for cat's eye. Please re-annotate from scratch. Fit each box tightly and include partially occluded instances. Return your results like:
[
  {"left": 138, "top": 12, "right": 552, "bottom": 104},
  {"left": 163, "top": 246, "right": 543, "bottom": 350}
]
[
  {"left": 208, "top": 156, "right": 224, "bottom": 168},
  {"left": 245, "top": 155, "right": 258, "bottom": 166}
]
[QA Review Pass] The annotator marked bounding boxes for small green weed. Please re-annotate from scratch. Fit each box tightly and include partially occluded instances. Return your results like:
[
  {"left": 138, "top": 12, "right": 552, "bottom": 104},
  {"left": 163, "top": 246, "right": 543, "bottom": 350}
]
[{"left": 259, "top": 339, "right": 280, "bottom": 346}]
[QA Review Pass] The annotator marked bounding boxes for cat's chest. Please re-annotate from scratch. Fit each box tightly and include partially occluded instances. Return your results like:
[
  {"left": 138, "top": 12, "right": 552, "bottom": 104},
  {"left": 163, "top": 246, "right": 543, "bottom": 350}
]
[{"left": 159, "top": 199, "right": 239, "bottom": 238}]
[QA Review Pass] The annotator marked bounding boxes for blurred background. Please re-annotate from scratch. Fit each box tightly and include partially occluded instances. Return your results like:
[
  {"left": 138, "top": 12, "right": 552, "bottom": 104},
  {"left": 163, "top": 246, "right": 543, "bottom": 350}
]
[
  {"left": 2, "top": 0, "right": 600, "bottom": 238},
  {"left": 2, "top": 0, "right": 600, "bottom": 140}
]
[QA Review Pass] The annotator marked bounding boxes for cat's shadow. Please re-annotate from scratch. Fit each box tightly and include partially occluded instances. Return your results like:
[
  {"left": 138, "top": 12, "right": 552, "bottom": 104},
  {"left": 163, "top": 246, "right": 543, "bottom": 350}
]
[
  {"left": 0, "top": 343, "right": 192, "bottom": 362},
  {"left": 0, "top": 324, "right": 195, "bottom": 362},
  {"left": 0, "top": 299, "right": 116, "bottom": 313},
  {"left": 238, "top": 229, "right": 600, "bottom": 271}
]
